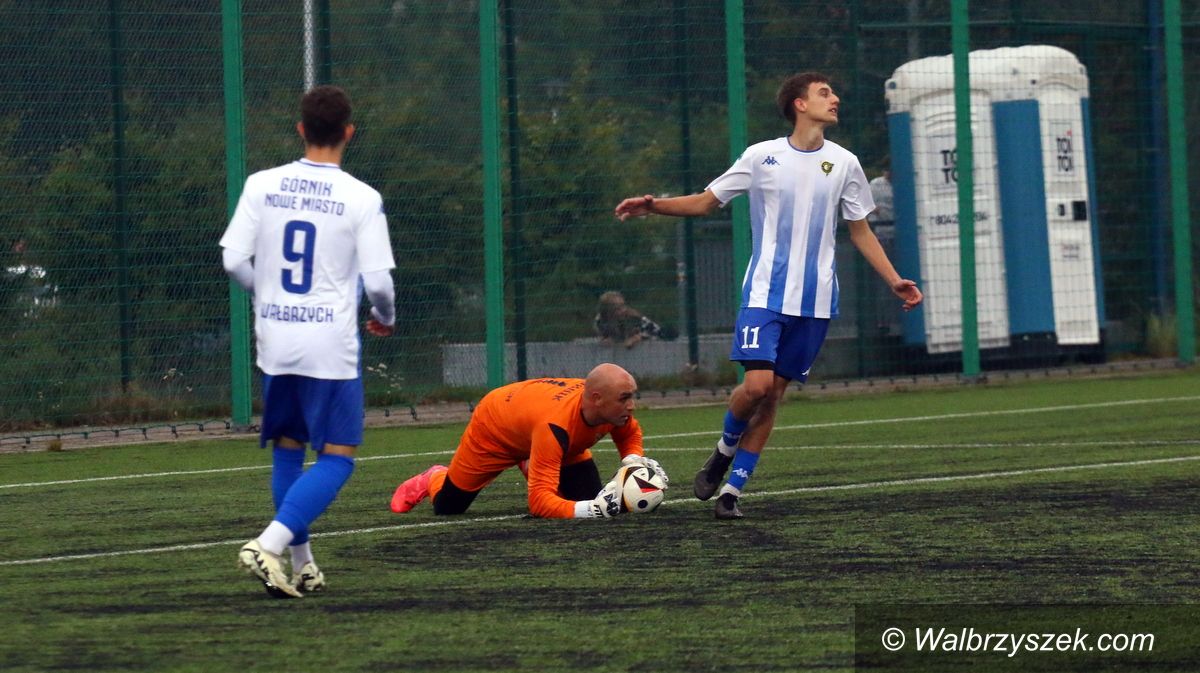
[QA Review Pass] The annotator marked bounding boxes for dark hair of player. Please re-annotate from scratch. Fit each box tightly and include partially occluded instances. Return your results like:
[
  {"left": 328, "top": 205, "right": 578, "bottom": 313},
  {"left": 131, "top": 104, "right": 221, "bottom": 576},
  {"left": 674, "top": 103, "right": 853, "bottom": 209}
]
[
  {"left": 300, "top": 85, "right": 352, "bottom": 147},
  {"left": 775, "top": 72, "right": 832, "bottom": 124}
]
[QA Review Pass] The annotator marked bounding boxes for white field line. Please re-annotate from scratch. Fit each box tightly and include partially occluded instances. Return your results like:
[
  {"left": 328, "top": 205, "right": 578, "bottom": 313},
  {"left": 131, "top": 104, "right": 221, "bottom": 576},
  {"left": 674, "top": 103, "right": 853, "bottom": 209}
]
[
  {"left": 10, "top": 440, "right": 1199, "bottom": 492},
  {"left": 653, "top": 439, "right": 1200, "bottom": 450},
  {"left": 646, "top": 394, "right": 1200, "bottom": 439},
  {"left": 750, "top": 454, "right": 1200, "bottom": 495},
  {"left": 3, "top": 394, "right": 1198, "bottom": 491},
  {"left": 0, "top": 515, "right": 524, "bottom": 567},
  {"left": 0, "top": 449, "right": 456, "bottom": 490},
  {"left": 2, "top": 454, "right": 1197, "bottom": 567}
]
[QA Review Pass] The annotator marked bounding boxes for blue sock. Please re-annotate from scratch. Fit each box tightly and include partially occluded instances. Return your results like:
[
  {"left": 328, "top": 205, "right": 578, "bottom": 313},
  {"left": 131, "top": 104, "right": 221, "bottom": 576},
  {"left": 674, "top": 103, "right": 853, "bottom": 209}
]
[
  {"left": 274, "top": 454, "right": 355, "bottom": 536},
  {"left": 725, "top": 448, "right": 760, "bottom": 493},
  {"left": 721, "top": 410, "right": 750, "bottom": 448},
  {"left": 271, "top": 447, "right": 309, "bottom": 545}
]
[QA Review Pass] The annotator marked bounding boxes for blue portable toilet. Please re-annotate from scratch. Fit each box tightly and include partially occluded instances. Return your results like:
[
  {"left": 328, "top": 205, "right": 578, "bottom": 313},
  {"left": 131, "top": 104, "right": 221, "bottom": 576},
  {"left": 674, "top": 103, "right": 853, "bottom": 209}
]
[{"left": 988, "top": 46, "right": 1104, "bottom": 349}]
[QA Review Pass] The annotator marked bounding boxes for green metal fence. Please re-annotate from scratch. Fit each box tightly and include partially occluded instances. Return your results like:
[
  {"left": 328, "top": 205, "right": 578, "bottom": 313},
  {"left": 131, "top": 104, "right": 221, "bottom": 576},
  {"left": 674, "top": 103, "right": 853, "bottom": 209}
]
[{"left": 0, "top": 0, "right": 1194, "bottom": 435}]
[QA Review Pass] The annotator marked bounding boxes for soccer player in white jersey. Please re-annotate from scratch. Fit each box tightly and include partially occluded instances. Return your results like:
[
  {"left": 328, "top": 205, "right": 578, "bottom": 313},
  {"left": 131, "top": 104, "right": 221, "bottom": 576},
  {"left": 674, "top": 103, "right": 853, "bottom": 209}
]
[
  {"left": 615, "top": 72, "right": 922, "bottom": 519},
  {"left": 220, "top": 85, "right": 397, "bottom": 597}
]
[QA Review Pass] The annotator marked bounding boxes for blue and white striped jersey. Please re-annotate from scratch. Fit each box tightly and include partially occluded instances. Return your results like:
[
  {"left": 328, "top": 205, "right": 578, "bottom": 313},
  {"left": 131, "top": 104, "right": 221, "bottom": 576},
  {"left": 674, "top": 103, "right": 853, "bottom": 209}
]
[
  {"left": 707, "top": 137, "right": 874, "bottom": 318},
  {"left": 220, "top": 158, "right": 395, "bottom": 380}
]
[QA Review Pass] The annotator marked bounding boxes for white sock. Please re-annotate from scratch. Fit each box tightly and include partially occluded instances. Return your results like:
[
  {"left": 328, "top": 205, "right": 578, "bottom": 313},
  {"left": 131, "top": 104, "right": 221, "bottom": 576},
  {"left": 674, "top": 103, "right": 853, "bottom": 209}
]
[
  {"left": 716, "top": 437, "right": 738, "bottom": 457},
  {"left": 718, "top": 483, "right": 741, "bottom": 497},
  {"left": 256, "top": 520, "right": 294, "bottom": 556},
  {"left": 290, "top": 541, "right": 314, "bottom": 569}
]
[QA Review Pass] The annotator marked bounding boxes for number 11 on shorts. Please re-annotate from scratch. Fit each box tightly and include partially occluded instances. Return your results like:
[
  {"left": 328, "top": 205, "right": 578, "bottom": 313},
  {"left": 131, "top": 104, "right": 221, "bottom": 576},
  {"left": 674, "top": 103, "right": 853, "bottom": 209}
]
[{"left": 741, "top": 325, "right": 760, "bottom": 349}]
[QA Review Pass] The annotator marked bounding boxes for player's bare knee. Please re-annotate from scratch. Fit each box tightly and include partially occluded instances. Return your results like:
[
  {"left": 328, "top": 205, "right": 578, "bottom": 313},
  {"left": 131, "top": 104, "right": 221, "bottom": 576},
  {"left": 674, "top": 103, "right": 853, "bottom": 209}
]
[{"left": 741, "top": 380, "right": 775, "bottom": 405}]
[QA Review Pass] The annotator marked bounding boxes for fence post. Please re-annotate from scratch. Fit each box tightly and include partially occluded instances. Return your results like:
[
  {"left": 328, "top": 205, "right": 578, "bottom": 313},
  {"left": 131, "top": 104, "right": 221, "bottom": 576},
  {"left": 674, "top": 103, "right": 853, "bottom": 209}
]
[
  {"left": 674, "top": 0, "right": 700, "bottom": 368},
  {"left": 222, "top": 0, "right": 252, "bottom": 427},
  {"left": 725, "top": 0, "right": 748, "bottom": 382},
  {"left": 108, "top": 0, "right": 133, "bottom": 392},
  {"left": 480, "top": 0, "right": 506, "bottom": 388},
  {"left": 501, "top": 0, "right": 527, "bottom": 380},
  {"left": 1163, "top": 0, "right": 1195, "bottom": 363},
  {"left": 952, "top": 0, "right": 980, "bottom": 378}
]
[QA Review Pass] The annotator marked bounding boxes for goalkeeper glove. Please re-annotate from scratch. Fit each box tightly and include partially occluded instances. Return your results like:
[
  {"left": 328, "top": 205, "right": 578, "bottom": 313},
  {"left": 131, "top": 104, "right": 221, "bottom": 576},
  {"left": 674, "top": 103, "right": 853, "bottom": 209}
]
[
  {"left": 577, "top": 480, "right": 621, "bottom": 519},
  {"left": 621, "top": 453, "right": 670, "bottom": 489}
]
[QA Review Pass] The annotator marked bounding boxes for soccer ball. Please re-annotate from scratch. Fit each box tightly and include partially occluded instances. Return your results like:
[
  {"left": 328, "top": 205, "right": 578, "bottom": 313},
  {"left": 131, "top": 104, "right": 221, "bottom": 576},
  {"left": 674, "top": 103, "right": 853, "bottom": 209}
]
[{"left": 614, "top": 464, "right": 666, "bottom": 514}]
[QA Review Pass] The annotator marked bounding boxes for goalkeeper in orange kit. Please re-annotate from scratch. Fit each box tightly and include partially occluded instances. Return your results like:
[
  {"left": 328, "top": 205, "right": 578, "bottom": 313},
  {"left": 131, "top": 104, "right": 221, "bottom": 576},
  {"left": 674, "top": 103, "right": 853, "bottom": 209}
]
[{"left": 389, "top": 363, "right": 669, "bottom": 519}]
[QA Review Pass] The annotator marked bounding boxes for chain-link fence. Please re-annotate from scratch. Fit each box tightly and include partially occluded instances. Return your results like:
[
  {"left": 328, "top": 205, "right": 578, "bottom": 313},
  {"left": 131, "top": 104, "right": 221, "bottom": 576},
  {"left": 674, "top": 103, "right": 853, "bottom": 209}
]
[{"left": 0, "top": 0, "right": 1195, "bottom": 434}]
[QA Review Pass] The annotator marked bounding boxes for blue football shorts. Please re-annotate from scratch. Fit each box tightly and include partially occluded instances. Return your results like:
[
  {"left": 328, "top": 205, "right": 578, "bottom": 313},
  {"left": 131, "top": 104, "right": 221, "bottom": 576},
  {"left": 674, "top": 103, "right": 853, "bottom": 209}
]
[
  {"left": 259, "top": 374, "right": 364, "bottom": 451},
  {"left": 728, "top": 307, "right": 831, "bottom": 382}
]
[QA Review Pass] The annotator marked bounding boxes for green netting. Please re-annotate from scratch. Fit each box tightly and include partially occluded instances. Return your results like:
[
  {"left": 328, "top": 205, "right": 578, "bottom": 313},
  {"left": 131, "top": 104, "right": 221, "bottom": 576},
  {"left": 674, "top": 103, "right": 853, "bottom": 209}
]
[
  {"left": 0, "top": 1, "right": 1195, "bottom": 434},
  {"left": 0, "top": 4, "right": 230, "bottom": 431}
]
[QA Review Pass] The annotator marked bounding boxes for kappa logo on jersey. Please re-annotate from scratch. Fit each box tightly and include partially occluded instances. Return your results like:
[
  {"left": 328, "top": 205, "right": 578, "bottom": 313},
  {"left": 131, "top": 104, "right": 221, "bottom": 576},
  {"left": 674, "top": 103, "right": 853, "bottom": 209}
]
[
  {"left": 820, "top": 161, "right": 834, "bottom": 175},
  {"left": 762, "top": 156, "right": 780, "bottom": 166}
]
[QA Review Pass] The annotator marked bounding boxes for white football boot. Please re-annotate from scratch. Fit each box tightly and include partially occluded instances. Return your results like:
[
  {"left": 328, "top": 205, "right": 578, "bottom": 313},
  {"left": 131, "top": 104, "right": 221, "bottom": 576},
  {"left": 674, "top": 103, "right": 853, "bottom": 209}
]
[{"left": 238, "top": 539, "right": 303, "bottom": 599}]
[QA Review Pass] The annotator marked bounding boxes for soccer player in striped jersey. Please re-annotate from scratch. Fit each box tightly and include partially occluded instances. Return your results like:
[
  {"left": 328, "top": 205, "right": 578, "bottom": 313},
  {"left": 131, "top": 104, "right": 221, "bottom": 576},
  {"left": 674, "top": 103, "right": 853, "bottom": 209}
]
[
  {"left": 615, "top": 72, "right": 922, "bottom": 519},
  {"left": 220, "top": 85, "right": 397, "bottom": 597}
]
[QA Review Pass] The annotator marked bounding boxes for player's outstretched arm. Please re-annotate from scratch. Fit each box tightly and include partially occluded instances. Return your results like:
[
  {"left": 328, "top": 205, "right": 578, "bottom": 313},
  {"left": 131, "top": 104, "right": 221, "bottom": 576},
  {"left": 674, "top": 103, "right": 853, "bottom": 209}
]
[{"left": 614, "top": 190, "right": 720, "bottom": 221}]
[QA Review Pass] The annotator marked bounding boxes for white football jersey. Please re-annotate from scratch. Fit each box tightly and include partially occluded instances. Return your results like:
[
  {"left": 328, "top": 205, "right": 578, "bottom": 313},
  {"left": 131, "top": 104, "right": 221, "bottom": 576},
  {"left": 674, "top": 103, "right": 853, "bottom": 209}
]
[
  {"left": 707, "top": 137, "right": 874, "bottom": 318},
  {"left": 220, "top": 158, "right": 395, "bottom": 379}
]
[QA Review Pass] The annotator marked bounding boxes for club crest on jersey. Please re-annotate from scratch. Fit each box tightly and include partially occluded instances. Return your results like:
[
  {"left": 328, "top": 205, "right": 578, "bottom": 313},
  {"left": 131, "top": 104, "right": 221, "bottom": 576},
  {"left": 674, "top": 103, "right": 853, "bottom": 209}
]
[{"left": 820, "top": 161, "right": 834, "bottom": 175}]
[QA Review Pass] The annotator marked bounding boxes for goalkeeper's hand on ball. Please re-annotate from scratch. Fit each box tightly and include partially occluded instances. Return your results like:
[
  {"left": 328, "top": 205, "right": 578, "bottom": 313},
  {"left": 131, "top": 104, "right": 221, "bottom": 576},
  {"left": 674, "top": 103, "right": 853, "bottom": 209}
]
[
  {"left": 586, "top": 480, "right": 622, "bottom": 518},
  {"left": 621, "top": 454, "right": 670, "bottom": 489}
]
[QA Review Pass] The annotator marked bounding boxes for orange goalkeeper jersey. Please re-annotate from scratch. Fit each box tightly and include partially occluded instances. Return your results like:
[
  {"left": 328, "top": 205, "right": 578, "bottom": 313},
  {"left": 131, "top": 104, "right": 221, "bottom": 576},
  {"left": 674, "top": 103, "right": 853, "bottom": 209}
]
[{"left": 458, "top": 377, "right": 644, "bottom": 518}]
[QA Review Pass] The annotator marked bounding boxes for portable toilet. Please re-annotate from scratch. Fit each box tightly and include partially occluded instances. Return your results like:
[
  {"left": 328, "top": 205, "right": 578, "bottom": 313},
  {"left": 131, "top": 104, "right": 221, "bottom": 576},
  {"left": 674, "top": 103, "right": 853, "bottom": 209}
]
[
  {"left": 987, "top": 45, "right": 1104, "bottom": 349},
  {"left": 885, "top": 53, "right": 1011, "bottom": 355}
]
